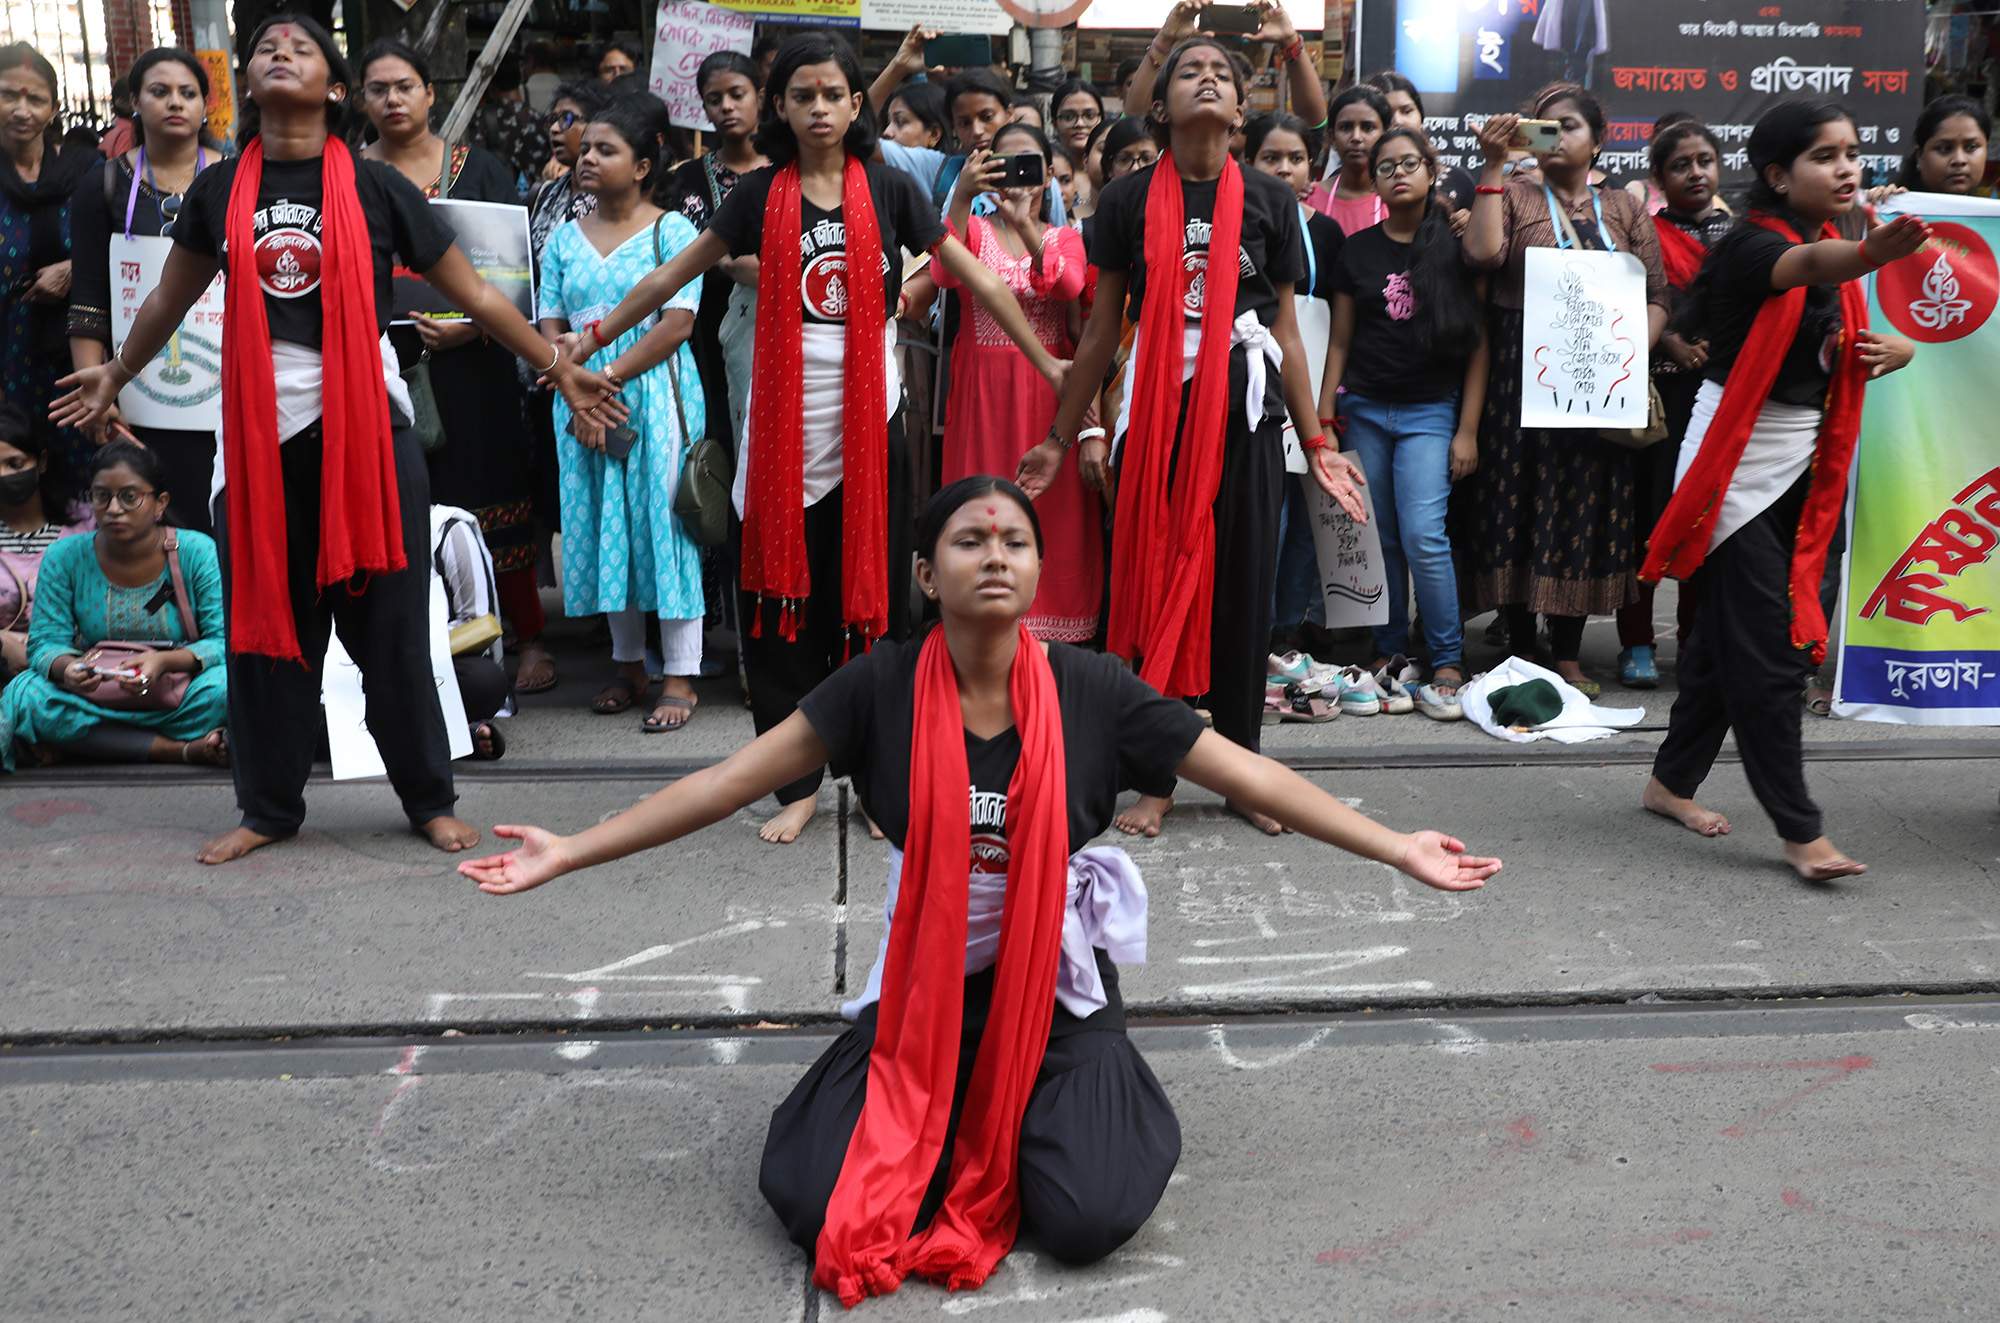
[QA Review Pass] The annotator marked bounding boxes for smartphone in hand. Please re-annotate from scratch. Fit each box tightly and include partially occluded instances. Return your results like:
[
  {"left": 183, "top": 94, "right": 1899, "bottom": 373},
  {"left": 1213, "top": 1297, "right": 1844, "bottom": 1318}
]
[
  {"left": 1197, "top": 4, "right": 1261, "bottom": 33},
  {"left": 993, "top": 153, "right": 1046, "bottom": 188},
  {"left": 924, "top": 34, "right": 992, "bottom": 67},
  {"left": 1511, "top": 119, "right": 1562, "bottom": 153}
]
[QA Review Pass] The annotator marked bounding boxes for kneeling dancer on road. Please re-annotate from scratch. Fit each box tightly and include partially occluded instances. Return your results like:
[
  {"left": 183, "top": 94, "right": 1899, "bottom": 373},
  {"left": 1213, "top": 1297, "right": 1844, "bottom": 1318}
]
[{"left": 461, "top": 476, "right": 1500, "bottom": 1305}]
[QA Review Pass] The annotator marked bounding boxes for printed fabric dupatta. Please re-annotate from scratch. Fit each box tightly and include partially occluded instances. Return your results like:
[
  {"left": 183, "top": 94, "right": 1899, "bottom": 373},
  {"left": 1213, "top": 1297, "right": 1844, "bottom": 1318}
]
[
  {"left": 740, "top": 156, "right": 889, "bottom": 648},
  {"left": 1640, "top": 211, "right": 1871, "bottom": 664},
  {"left": 1107, "top": 152, "right": 1246, "bottom": 698},
  {"left": 813, "top": 624, "right": 1069, "bottom": 1307},
  {"left": 221, "top": 136, "right": 404, "bottom": 662}
]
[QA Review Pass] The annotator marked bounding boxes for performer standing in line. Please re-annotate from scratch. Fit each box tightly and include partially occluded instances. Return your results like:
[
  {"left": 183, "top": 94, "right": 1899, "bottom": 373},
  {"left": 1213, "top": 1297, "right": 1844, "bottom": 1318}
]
[
  {"left": 1017, "top": 37, "right": 1366, "bottom": 839},
  {"left": 1639, "top": 99, "right": 1926, "bottom": 879},
  {"left": 51, "top": 15, "right": 619, "bottom": 864},
  {"left": 572, "top": 33, "right": 1072, "bottom": 847},
  {"left": 459, "top": 477, "right": 1500, "bottom": 1306}
]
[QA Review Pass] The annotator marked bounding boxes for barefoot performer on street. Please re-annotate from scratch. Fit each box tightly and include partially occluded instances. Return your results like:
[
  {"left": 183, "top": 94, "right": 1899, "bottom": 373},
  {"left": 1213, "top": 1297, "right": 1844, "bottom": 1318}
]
[
  {"left": 51, "top": 15, "right": 621, "bottom": 865},
  {"left": 461, "top": 476, "right": 1498, "bottom": 1304}
]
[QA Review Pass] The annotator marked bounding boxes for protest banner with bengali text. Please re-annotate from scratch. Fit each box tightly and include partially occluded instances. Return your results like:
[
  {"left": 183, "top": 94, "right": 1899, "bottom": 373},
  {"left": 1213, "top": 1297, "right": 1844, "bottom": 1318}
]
[
  {"left": 1834, "top": 195, "right": 2000, "bottom": 725},
  {"left": 650, "top": 0, "right": 757, "bottom": 132},
  {"left": 110, "top": 235, "right": 225, "bottom": 430},
  {"left": 1356, "top": 0, "right": 1924, "bottom": 189}
]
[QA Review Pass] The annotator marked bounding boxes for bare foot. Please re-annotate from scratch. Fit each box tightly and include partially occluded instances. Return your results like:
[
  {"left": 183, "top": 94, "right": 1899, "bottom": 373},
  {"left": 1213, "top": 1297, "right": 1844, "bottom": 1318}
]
[
  {"left": 1115, "top": 794, "right": 1173, "bottom": 837},
  {"left": 416, "top": 815, "right": 481, "bottom": 853},
  {"left": 1786, "top": 836, "right": 1867, "bottom": 881},
  {"left": 156, "top": 729, "right": 229, "bottom": 766},
  {"left": 198, "top": 825, "right": 282, "bottom": 865},
  {"left": 859, "top": 806, "right": 885, "bottom": 841},
  {"left": 1643, "top": 777, "right": 1731, "bottom": 837},
  {"left": 761, "top": 796, "right": 816, "bottom": 844},
  {"left": 1225, "top": 797, "right": 1287, "bottom": 835}
]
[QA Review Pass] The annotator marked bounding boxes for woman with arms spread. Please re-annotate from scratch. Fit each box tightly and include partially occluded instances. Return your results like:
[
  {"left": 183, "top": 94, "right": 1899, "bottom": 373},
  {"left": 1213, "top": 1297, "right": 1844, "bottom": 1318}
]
[
  {"left": 575, "top": 32, "right": 1069, "bottom": 847},
  {"left": 51, "top": 14, "right": 618, "bottom": 864},
  {"left": 461, "top": 477, "right": 1499, "bottom": 1305}
]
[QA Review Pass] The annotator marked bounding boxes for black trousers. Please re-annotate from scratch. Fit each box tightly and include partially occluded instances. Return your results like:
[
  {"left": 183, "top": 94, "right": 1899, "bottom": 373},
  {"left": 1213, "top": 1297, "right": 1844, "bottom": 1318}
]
[
  {"left": 1204, "top": 410, "right": 1284, "bottom": 755},
  {"left": 739, "top": 416, "right": 912, "bottom": 806},
  {"left": 1652, "top": 472, "right": 1822, "bottom": 843},
  {"left": 217, "top": 421, "right": 457, "bottom": 837},
  {"left": 760, "top": 952, "right": 1181, "bottom": 1266}
]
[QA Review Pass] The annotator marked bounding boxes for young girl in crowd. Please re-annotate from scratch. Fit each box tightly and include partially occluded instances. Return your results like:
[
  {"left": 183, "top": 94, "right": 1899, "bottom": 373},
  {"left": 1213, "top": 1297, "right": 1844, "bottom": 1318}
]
[
  {"left": 51, "top": 14, "right": 616, "bottom": 864},
  {"left": 1618, "top": 118, "right": 1732, "bottom": 689},
  {"left": 539, "top": 98, "right": 709, "bottom": 733},
  {"left": 1321, "top": 127, "right": 1487, "bottom": 720},
  {"left": 1899, "top": 94, "right": 1991, "bottom": 195},
  {"left": 1, "top": 440, "right": 226, "bottom": 770},
  {"left": 1462, "top": 83, "right": 1668, "bottom": 694},
  {"left": 882, "top": 81, "right": 949, "bottom": 153},
  {"left": 661, "top": 51, "right": 767, "bottom": 448},
  {"left": 1641, "top": 99, "right": 1925, "bottom": 880},
  {"left": 0, "top": 403, "right": 90, "bottom": 684},
  {"left": 1245, "top": 112, "right": 1343, "bottom": 666},
  {"left": 1310, "top": 85, "right": 1392, "bottom": 234},
  {"left": 1050, "top": 78, "right": 1104, "bottom": 178},
  {"left": 576, "top": 32, "right": 1068, "bottom": 846},
  {"left": 358, "top": 40, "right": 551, "bottom": 710},
  {"left": 1363, "top": 70, "right": 1476, "bottom": 210},
  {"left": 66, "top": 47, "right": 220, "bottom": 535},
  {"left": 1019, "top": 38, "right": 1365, "bottom": 838},
  {"left": 460, "top": 475, "right": 1499, "bottom": 1304},
  {"left": 934, "top": 122, "right": 1097, "bottom": 643}
]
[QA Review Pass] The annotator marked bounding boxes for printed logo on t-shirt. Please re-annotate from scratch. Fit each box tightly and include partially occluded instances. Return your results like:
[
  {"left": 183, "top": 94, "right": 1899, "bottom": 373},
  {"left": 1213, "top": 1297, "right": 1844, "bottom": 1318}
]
[
  {"left": 1180, "top": 216, "right": 1258, "bottom": 318},
  {"left": 1384, "top": 270, "right": 1415, "bottom": 321},
  {"left": 969, "top": 787, "right": 1009, "bottom": 878},
  {"left": 250, "top": 197, "right": 324, "bottom": 300},
  {"left": 799, "top": 216, "right": 890, "bottom": 321}
]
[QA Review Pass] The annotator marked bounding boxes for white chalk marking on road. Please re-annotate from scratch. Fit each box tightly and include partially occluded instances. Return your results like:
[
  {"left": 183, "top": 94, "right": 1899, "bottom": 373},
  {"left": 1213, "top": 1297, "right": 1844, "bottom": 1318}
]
[
  {"left": 367, "top": 1073, "right": 722, "bottom": 1172},
  {"left": 1180, "top": 947, "right": 1408, "bottom": 964},
  {"left": 526, "top": 920, "right": 770, "bottom": 980},
  {"left": 937, "top": 1249, "right": 1180, "bottom": 1315},
  {"left": 1420, "top": 1020, "right": 1490, "bottom": 1055},
  {"left": 1597, "top": 930, "right": 1633, "bottom": 958},
  {"left": 1181, "top": 944, "right": 1432, "bottom": 998},
  {"left": 708, "top": 1038, "right": 747, "bottom": 1064},
  {"left": 1208, "top": 1025, "right": 1334, "bottom": 1071},
  {"left": 1906, "top": 1013, "right": 2000, "bottom": 1032},
  {"left": 1865, "top": 932, "right": 2000, "bottom": 977},
  {"left": 554, "top": 1041, "right": 601, "bottom": 1060}
]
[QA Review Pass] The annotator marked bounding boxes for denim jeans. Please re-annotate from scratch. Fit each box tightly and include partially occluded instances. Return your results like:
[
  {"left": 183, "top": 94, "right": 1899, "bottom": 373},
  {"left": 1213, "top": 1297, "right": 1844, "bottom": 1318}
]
[
  {"left": 1338, "top": 390, "right": 1464, "bottom": 668},
  {"left": 1272, "top": 475, "right": 1326, "bottom": 634}
]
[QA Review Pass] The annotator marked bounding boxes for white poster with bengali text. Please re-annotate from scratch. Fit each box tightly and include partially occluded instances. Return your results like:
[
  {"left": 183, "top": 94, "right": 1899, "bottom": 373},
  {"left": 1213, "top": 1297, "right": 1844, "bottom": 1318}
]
[
  {"left": 1308, "top": 480, "right": 1388, "bottom": 628},
  {"left": 110, "top": 234, "right": 225, "bottom": 430},
  {"left": 650, "top": 0, "right": 757, "bottom": 133},
  {"left": 1519, "top": 247, "right": 1649, "bottom": 430},
  {"left": 323, "top": 575, "right": 473, "bottom": 780}
]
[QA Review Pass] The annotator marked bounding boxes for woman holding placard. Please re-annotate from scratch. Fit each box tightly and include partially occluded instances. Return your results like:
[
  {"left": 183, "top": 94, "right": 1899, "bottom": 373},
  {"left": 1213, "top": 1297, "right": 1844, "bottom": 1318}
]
[
  {"left": 1640, "top": 99, "right": 1925, "bottom": 879},
  {"left": 1462, "top": 82, "right": 1667, "bottom": 695},
  {"left": 67, "top": 47, "right": 221, "bottom": 536},
  {"left": 359, "top": 40, "right": 550, "bottom": 708}
]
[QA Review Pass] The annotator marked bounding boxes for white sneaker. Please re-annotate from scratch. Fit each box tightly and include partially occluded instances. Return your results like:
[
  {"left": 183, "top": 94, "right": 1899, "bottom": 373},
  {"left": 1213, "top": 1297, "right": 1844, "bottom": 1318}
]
[
  {"left": 1417, "top": 671, "right": 1466, "bottom": 721},
  {"left": 1374, "top": 654, "right": 1420, "bottom": 715},
  {"left": 1329, "top": 665, "right": 1383, "bottom": 716},
  {"left": 1267, "top": 649, "right": 1338, "bottom": 688}
]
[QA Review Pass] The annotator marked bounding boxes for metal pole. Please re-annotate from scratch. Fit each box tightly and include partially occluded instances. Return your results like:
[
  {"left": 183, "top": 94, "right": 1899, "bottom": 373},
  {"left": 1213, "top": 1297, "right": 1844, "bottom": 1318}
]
[{"left": 438, "top": 0, "right": 536, "bottom": 148}]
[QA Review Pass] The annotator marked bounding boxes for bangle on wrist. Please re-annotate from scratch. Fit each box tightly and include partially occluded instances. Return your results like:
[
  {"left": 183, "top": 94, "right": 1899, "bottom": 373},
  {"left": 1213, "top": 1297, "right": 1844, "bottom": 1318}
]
[
  {"left": 542, "top": 343, "right": 563, "bottom": 376},
  {"left": 1048, "top": 428, "right": 1074, "bottom": 451},
  {"left": 1475, "top": 184, "right": 1505, "bottom": 195},
  {"left": 588, "top": 320, "right": 611, "bottom": 347},
  {"left": 1077, "top": 426, "right": 1107, "bottom": 443},
  {"left": 1858, "top": 238, "right": 1884, "bottom": 270},
  {"left": 113, "top": 348, "right": 141, "bottom": 378},
  {"left": 1281, "top": 36, "right": 1306, "bottom": 64}
]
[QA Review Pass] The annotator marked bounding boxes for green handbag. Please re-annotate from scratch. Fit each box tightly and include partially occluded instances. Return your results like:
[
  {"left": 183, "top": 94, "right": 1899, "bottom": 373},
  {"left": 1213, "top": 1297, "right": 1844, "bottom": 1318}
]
[
  {"left": 667, "top": 362, "right": 732, "bottom": 547},
  {"left": 401, "top": 347, "right": 448, "bottom": 453}
]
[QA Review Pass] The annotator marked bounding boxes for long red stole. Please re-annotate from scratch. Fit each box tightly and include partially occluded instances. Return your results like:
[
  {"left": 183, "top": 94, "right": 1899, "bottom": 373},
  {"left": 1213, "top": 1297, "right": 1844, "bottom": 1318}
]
[
  {"left": 740, "top": 157, "right": 889, "bottom": 647},
  {"left": 221, "top": 136, "right": 404, "bottom": 661},
  {"left": 1653, "top": 214, "right": 1708, "bottom": 289},
  {"left": 1107, "top": 153, "right": 1247, "bottom": 699},
  {"left": 1640, "top": 212, "right": 1872, "bottom": 664},
  {"left": 814, "top": 625, "right": 1069, "bottom": 1307}
]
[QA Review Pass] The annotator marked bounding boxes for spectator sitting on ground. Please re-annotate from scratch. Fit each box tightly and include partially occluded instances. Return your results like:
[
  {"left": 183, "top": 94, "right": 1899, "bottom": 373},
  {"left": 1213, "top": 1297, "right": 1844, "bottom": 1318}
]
[
  {"left": 435, "top": 505, "right": 513, "bottom": 761},
  {"left": 0, "top": 404, "right": 91, "bottom": 685}
]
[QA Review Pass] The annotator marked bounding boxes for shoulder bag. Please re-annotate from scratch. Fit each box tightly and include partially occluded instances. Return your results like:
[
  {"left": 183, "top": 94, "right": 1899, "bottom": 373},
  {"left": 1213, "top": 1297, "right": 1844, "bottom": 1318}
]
[
  {"left": 653, "top": 215, "right": 733, "bottom": 547},
  {"left": 66, "top": 530, "right": 199, "bottom": 712},
  {"left": 398, "top": 140, "right": 457, "bottom": 454}
]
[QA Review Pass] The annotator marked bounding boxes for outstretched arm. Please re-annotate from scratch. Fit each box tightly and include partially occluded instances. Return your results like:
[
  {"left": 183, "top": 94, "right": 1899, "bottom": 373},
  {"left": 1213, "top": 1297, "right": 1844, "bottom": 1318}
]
[
  {"left": 1273, "top": 291, "right": 1365, "bottom": 520},
  {"left": 1016, "top": 268, "right": 1126, "bottom": 498},
  {"left": 420, "top": 245, "right": 618, "bottom": 419},
  {"left": 936, "top": 234, "right": 1067, "bottom": 389},
  {"left": 1174, "top": 729, "right": 1501, "bottom": 890},
  {"left": 576, "top": 228, "right": 733, "bottom": 353},
  {"left": 460, "top": 711, "right": 833, "bottom": 893},
  {"left": 49, "top": 247, "right": 219, "bottom": 431}
]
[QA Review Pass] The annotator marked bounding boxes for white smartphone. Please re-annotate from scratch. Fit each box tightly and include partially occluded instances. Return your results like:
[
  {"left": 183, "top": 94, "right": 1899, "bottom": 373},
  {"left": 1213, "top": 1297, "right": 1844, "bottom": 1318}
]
[{"left": 1512, "top": 119, "right": 1562, "bottom": 153}]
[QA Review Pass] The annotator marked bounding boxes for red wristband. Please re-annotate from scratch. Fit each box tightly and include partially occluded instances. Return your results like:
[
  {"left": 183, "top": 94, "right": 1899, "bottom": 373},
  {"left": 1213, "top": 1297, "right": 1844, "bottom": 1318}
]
[
  {"left": 1281, "top": 37, "right": 1306, "bottom": 64},
  {"left": 1301, "top": 433, "right": 1330, "bottom": 452},
  {"left": 588, "top": 320, "right": 611, "bottom": 348},
  {"left": 1475, "top": 184, "right": 1505, "bottom": 195}
]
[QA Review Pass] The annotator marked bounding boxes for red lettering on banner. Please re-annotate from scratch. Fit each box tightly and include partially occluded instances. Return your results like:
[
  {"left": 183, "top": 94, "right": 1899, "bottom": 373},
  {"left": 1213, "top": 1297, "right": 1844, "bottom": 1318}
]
[
  {"left": 1825, "top": 25, "right": 1862, "bottom": 37},
  {"left": 1611, "top": 67, "right": 1709, "bottom": 93},
  {"left": 1860, "top": 467, "right": 2000, "bottom": 626},
  {"left": 1720, "top": 70, "right": 1738, "bottom": 91},
  {"left": 1862, "top": 69, "right": 1911, "bottom": 95}
]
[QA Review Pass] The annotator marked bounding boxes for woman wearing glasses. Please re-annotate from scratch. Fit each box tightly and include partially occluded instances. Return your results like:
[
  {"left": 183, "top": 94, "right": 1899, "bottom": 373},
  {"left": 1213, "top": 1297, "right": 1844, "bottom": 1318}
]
[
  {"left": 1049, "top": 79, "right": 1103, "bottom": 200},
  {"left": 68, "top": 48, "right": 220, "bottom": 536},
  {"left": 0, "top": 439, "right": 227, "bottom": 770}
]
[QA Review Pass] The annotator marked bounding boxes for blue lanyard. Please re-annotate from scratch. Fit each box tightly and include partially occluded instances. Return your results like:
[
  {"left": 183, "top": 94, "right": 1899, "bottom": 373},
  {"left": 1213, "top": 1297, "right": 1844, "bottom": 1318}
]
[
  {"left": 1542, "top": 181, "right": 1615, "bottom": 252},
  {"left": 1298, "top": 202, "right": 1316, "bottom": 292}
]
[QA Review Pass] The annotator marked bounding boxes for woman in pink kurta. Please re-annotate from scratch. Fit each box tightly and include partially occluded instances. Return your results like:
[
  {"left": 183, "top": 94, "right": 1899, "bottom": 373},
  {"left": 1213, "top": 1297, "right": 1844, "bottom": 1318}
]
[{"left": 933, "top": 123, "right": 1099, "bottom": 642}]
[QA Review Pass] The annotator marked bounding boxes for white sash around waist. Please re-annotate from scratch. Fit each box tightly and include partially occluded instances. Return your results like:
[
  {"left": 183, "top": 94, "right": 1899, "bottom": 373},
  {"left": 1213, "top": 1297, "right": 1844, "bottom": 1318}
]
[{"left": 1112, "top": 310, "right": 1284, "bottom": 462}]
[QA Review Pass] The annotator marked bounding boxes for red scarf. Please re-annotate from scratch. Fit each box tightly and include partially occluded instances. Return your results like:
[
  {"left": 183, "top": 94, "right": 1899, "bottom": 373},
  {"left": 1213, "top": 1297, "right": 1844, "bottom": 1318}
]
[
  {"left": 814, "top": 625, "right": 1069, "bottom": 1307},
  {"left": 221, "top": 136, "right": 403, "bottom": 662},
  {"left": 1107, "top": 153, "right": 1246, "bottom": 699},
  {"left": 1653, "top": 214, "right": 1708, "bottom": 289},
  {"left": 1640, "top": 212, "right": 1871, "bottom": 664},
  {"left": 740, "top": 157, "right": 888, "bottom": 647}
]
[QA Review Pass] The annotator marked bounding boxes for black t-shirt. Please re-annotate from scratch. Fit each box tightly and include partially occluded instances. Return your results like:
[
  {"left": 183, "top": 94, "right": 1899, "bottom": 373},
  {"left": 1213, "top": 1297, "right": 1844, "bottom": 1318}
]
[
  {"left": 1299, "top": 208, "right": 1344, "bottom": 301},
  {"left": 173, "top": 152, "right": 456, "bottom": 349},
  {"left": 1691, "top": 225, "right": 1842, "bottom": 409},
  {"left": 704, "top": 159, "right": 944, "bottom": 325},
  {"left": 1332, "top": 222, "right": 1469, "bottom": 402},
  {"left": 1087, "top": 163, "right": 1305, "bottom": 328},
  {"left": 798, "top": 634, "right": 1209, "bottom": 857}
]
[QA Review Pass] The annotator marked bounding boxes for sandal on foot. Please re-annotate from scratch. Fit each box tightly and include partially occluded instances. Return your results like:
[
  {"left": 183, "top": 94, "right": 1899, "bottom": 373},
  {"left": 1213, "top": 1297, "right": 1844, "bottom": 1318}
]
[
  {"left": 1618, "top": 644, "right": 1659, "bottom": 689},
  {"left": 642, "top": 694, "right": 697, "bottom": 733},
  {"left": 591, "top": 676, "right": 644, "bottom": 715},
  {"left": 1804, "top": 683, "right": 1834, "bottom": 717},
  {"left": 515, "top": 654, "right": 557, "bottom": 694},
  {"left": 469, "top": 721, "right": 507, "bottom": 761}
]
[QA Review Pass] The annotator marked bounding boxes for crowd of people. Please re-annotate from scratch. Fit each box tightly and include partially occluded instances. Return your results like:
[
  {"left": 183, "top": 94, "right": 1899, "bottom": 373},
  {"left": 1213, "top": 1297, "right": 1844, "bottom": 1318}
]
[{"left": 0, "top": 3, "right": 1976, "bottom": 1301}]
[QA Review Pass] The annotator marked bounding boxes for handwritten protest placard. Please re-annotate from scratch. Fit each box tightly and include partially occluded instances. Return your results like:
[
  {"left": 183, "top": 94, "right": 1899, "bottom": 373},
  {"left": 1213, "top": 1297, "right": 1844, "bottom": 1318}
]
[
  {"left": 1308, "top": 481, "right": 1388, "bottom": 629},
  {"left": 1520, "top": 247, "right": 1648, "bottom": 430},
  {"left": 110, "top": 234, "right": 225, "bottom": 430},
  {"left": 650, "top": 0, "right": 757, "bottom": 132}
]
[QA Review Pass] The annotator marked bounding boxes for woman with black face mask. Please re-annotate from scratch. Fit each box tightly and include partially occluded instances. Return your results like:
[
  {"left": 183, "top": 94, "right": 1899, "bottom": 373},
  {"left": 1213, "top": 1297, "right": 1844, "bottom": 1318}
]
[{"left": 0, "top": 403, "right": 91, "bottom": 684}]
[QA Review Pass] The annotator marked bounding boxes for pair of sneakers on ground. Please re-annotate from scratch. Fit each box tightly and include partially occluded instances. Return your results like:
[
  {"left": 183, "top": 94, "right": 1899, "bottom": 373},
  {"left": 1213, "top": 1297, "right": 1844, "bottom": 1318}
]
[{"left": 1265, "top": 652, "right": 1464, "bottom": 723}]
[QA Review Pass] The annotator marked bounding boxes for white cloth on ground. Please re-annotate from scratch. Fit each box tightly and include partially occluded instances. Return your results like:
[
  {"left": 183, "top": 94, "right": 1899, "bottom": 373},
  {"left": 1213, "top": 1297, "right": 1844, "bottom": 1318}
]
[
  {"left": 1675, "top": 377, "right": 1821, "bottom": 555},
  {"left": 842, "top": 844, "right": 1149, "bottom": 1021},
  {"left": 1460, "top": 655, "right": 1646, "bottom": 744}
]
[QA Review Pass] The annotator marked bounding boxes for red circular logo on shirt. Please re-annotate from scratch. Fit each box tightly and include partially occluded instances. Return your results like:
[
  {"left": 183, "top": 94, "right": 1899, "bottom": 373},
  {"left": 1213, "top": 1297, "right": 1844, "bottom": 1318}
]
[
  {"left": 1876, "top": 221, "right": 1999, "bottom": 343},
  {"left": 254, "top": 228, "right": 322, "bottom": 299},
  {"left": 969, "top": 832, "right": 1009, "bottom": 879},
  {"left": 1181, "top": 250, "right": 1209, "bottom": 318},
  {"left": 803, "top": 252, "right": 850, "bottom": 320}
]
